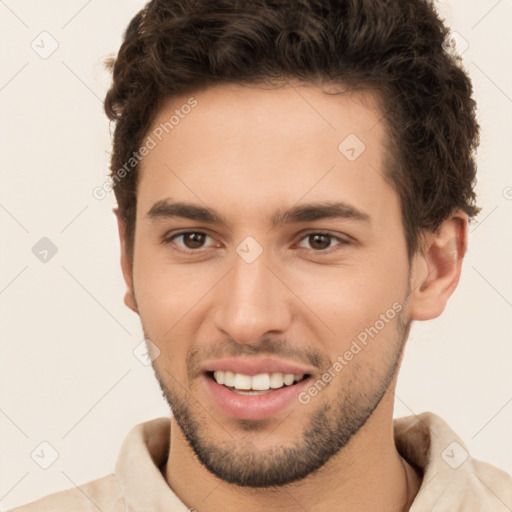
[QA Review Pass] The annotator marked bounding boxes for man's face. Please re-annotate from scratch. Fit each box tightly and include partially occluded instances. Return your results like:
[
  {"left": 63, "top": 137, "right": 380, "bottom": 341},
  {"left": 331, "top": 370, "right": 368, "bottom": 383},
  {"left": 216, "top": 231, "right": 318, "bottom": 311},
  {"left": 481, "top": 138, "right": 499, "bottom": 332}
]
[{"left": 126, "top": 83, "right": 413, "bottom": 486}]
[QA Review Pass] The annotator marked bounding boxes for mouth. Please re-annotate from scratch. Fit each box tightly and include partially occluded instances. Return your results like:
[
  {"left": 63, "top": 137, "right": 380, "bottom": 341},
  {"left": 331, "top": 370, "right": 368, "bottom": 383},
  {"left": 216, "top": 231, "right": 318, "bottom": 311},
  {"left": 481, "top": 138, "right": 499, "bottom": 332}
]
[
  {"left": 206, "top": 370, "right": 311, "bottom": 395},
  {"left": 202, "top": 365, "right": 313, "bottom": 420}
]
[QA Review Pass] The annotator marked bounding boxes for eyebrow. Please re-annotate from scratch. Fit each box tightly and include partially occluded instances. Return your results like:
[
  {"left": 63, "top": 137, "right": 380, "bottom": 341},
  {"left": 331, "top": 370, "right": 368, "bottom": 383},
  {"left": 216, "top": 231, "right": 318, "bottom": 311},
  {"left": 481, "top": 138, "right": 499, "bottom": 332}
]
[{"left": 146, "top": 198, "right": 371, "bottom": 228}]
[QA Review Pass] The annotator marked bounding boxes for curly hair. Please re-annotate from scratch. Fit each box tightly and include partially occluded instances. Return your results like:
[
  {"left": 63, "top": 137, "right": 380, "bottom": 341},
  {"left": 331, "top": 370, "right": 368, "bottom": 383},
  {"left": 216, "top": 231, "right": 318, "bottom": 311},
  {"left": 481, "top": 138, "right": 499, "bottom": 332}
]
[{"left": 104, "top": 0, "right": 480, "bottom": 262}]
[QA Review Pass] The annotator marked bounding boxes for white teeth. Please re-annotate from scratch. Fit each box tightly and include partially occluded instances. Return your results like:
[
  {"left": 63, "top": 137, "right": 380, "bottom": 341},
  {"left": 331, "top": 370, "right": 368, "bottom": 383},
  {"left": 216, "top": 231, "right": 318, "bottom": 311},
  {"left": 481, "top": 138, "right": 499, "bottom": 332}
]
[
  {"left": 269, "top": 372, "right": 284, "bottom": 389},
  {"left": 223, "top": 371, "right": 235, "bottom": 387},
  {"left": 212, "top": 371, "right": 306, "bottom": 391},
  {"left": 234, "top": 373, "right": 252, "bottom": 390},
  {"left": 231, "top": 389, "right": 270, "bottom": 396},
  {"left": 251, "top": 373, "right": 270, "bottom": 390},
  {"left": 283, "top": 374, "right": 294, "bottom": 386}
]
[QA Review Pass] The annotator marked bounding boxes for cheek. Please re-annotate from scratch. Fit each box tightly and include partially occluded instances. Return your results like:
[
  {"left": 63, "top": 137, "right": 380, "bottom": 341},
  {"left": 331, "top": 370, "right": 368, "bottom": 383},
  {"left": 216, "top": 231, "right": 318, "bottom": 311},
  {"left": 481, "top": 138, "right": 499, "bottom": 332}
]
[
  {"left": 293, "top": 256, "right": 408, "bottom": 348},
  {"left": 133, "top": 264, "right": 201, "bottom": 380},
  {"left": 133, "top": 247, "right": 226, "bottom": 343},
  {"left": 134, "top": 265, "right": 195, "bottom": 328}
]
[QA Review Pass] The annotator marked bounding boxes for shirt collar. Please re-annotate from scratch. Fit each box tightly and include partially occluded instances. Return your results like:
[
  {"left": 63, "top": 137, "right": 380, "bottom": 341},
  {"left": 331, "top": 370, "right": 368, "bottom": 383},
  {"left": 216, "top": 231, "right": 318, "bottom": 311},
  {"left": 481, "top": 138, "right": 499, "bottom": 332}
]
[
  {"left": 115, "top": 417, "right": 186, "bottom": 511},
  {"left": 395, "top": 412, "right": 509, "bottom": 511},
  {"left": 114, "top": 412, "right": 505, "bottom": 511}
]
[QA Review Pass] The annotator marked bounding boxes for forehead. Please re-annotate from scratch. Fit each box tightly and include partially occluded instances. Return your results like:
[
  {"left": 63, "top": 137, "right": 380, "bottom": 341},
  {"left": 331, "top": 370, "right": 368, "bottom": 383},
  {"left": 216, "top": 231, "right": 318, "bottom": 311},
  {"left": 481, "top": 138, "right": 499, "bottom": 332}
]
[{"left": 137, "top": 82, "right": 398, "bottom": 228}]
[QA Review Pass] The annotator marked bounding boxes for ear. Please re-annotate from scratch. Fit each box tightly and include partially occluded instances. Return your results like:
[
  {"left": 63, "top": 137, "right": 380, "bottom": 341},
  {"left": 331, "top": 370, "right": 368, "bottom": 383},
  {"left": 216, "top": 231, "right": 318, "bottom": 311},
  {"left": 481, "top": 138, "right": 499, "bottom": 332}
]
[
  {"left": 408, "top": 211, "right": 468, "bottom": 321},
  {"left": 115, "top": 210, "right": 138, "bottom": 314}
]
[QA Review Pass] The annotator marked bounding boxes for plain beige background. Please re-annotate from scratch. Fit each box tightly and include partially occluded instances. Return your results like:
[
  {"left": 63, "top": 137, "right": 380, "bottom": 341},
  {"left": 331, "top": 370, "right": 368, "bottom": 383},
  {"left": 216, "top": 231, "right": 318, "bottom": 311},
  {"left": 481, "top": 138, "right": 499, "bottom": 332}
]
[{"left": 1, "top": 0, "right": 511, "bottom": 509}]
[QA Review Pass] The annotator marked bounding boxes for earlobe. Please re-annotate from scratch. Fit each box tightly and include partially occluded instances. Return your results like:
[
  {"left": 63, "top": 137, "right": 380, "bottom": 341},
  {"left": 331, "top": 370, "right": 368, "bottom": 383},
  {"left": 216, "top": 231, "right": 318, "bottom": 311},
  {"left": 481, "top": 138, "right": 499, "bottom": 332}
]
[
  {"left": 115, "top": 210, "right": 139, "bottom": 314},
  {"left": 124, "top": 289, "right": 138, "bottom": 313},
  {"left": 408, "top": 212, "right": 468, "bottom": 321}
]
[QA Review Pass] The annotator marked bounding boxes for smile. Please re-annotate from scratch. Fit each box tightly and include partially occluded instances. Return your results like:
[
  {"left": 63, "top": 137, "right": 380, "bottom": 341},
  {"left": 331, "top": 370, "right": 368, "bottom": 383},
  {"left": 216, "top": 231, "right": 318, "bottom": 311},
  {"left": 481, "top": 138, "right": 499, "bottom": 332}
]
[
  {"left": 203, "top": 369, "right": 312, "bottom": 420},
  {"left": 210, "top": 370, "right": 308, "bottom": 394}
]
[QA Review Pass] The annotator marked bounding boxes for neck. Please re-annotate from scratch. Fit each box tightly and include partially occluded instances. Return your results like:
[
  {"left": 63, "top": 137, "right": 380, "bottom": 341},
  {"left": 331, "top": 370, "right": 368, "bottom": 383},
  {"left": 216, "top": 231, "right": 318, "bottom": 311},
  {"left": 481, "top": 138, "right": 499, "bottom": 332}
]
[{"left": 164, "top": 390, "right": 422, "bottom": 512}]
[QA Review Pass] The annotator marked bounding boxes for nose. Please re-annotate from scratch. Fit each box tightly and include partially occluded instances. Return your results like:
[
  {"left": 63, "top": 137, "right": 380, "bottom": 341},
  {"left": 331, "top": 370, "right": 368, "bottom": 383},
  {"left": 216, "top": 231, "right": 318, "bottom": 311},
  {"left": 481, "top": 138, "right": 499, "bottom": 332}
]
[{"left": 212, "top": 248, "right": 293, "bottom": 346}]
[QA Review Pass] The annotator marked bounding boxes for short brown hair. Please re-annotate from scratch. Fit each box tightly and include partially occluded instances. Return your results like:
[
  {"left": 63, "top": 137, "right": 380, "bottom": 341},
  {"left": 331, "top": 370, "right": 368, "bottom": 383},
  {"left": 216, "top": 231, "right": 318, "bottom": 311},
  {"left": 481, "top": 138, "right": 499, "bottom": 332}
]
[{"left": 104, "top": 0, "right": 480, "bottom": 261}]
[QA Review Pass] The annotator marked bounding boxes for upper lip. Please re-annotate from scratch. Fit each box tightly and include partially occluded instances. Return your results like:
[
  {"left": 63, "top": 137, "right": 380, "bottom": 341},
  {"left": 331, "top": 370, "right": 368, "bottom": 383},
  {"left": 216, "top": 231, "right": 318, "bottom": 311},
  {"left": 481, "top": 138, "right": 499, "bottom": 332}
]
[{"left": 201, "top": 357, "right": 315, "bottom": 377}]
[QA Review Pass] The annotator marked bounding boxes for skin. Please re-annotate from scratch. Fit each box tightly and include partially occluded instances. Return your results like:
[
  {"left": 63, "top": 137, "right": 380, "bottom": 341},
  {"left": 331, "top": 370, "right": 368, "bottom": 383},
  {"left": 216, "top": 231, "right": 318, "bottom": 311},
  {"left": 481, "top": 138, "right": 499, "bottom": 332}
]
[{"left": 117, "top": 82, "right": 468, "bottom": 511}]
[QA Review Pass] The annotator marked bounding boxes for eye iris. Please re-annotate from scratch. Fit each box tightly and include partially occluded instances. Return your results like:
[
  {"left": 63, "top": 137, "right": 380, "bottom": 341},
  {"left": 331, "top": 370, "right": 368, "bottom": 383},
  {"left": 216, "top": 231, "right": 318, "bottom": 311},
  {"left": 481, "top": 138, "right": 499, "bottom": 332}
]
[
  {"left": 184, "top": 232, "right": 205, "bottom": 249},
  {"left": 309, "top": 234, "right": 331, "bottom": 250},
  {"left": 178, "top": 234, "right": 335, "bottom": 250}
]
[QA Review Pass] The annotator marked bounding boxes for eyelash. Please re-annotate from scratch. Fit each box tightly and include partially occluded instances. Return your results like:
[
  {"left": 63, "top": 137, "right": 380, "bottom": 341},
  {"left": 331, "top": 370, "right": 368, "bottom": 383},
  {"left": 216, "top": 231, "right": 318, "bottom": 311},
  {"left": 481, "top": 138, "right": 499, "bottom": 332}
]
[{"left": 162, "top": 230, "right": 351, "bottom": 255}]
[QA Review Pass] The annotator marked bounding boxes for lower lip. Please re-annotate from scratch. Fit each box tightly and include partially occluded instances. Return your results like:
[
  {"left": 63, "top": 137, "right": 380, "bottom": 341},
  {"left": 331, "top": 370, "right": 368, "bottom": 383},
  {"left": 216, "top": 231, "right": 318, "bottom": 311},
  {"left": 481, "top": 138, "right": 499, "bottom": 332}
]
[{"left": 202, "top": 373, "right": 311, "bottom": 420}]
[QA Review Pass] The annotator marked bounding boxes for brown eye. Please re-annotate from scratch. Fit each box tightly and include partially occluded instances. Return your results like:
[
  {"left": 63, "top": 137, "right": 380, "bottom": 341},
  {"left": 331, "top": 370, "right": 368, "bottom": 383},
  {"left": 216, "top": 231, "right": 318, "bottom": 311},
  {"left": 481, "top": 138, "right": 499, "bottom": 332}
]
[
  {"left": 167, "top": 231, "right": 214, "bottom": 250},
  {"left": 307, "top": 234, "right": 332, "bottom": 250},
  {"left": 297, "top": 232, "right": 348, "bottom": 252},
  {"left": 182, "top": 232, "right": 206, "bottom": 249}
]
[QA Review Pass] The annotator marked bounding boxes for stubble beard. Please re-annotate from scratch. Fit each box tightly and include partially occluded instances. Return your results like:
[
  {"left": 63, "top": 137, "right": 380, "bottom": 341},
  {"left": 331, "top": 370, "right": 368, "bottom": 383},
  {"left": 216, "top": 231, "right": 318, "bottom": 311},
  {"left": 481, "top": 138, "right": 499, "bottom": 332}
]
[{"left": 147, "top": 308, "right": 411, "bottom": 488}]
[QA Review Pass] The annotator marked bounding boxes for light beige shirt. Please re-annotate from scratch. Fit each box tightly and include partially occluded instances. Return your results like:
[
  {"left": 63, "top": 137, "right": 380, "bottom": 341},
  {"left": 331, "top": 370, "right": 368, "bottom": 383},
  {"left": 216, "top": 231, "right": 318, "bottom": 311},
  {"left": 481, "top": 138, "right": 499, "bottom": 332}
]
[{"left": 10, "top": 412, "right": 512, "bottom": 511}]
